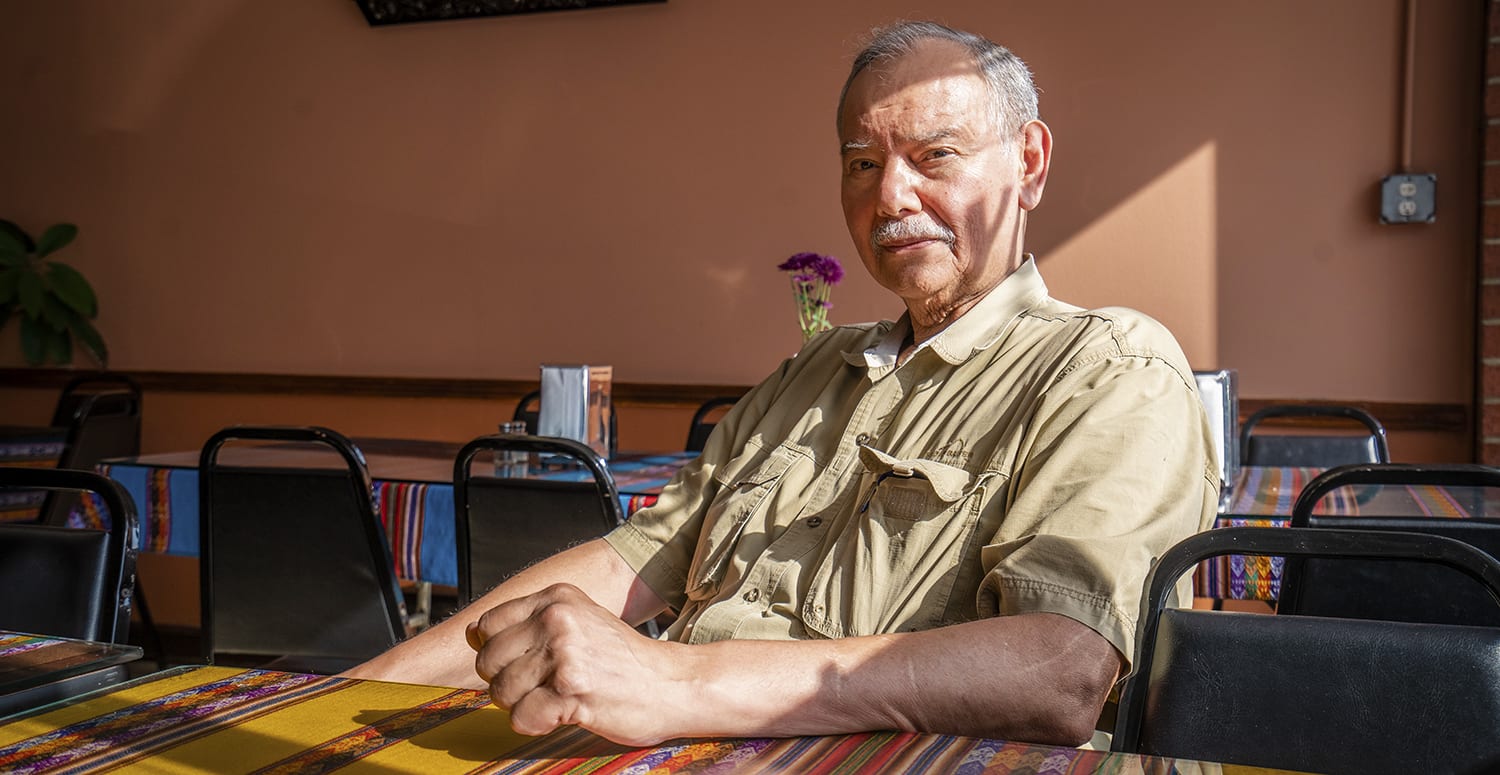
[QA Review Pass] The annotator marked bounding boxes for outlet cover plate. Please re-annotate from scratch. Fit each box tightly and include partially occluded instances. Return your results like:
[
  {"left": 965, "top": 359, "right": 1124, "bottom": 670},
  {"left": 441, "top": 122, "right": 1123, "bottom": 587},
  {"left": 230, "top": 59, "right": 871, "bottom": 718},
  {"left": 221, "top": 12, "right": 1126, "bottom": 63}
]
[{"left": 1380, "top": 173, "right": 1436, "bottom": 224}]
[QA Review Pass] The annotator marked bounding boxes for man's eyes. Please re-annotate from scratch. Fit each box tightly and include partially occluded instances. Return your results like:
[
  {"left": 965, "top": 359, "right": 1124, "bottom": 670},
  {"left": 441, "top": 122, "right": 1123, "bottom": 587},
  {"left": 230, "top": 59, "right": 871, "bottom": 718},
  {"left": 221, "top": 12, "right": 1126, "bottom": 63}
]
[{"left": 845, "top": 148, "right": 958, "bottom": 175}]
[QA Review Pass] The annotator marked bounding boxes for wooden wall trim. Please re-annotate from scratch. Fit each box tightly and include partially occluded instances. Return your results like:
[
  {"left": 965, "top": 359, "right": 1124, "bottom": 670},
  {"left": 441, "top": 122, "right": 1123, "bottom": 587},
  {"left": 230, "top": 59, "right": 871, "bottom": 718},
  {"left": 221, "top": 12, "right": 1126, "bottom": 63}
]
[
  {"left": 1235, "top": 399, "right": 1468, "bottom": 434},
  {"left": 0, "top": 368, "right": 1469, "bottom": 432},
  {"left": 0, "top": 368, "right": 750, "bottom": 407}
]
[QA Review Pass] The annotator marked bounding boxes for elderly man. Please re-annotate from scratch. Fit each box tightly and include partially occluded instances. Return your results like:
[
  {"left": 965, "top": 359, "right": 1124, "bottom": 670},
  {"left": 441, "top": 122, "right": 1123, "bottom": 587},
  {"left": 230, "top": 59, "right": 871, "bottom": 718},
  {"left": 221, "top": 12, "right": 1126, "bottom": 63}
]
[{"left": 348, "top": 21, "right": 1216, "bottom": 749}]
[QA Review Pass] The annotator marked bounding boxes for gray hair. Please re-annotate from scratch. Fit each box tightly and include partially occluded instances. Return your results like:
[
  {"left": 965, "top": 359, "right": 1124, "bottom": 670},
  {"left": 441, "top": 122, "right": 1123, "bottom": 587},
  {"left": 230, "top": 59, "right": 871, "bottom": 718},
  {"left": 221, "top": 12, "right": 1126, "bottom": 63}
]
[{"left": 837, "top": 21, "right": 1039, "bottom": 139}]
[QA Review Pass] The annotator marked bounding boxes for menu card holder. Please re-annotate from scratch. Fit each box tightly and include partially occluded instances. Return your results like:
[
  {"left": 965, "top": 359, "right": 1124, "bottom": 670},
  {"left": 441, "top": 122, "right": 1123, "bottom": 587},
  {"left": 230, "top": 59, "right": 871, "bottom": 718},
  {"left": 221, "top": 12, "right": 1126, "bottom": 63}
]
[{"left": 539, "top": 364, "right": 613, "bottom": 458}]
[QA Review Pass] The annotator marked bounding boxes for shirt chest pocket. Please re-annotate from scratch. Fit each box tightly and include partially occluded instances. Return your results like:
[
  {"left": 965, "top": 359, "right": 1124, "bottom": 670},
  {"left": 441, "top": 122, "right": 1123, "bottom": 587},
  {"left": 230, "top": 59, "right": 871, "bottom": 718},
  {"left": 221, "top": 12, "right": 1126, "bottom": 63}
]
[
  {"left": 803, "top": 446, "right": 995, "bottom": 638},
  {"left": 685, "top": 444, "right": 801, "bottom": 601}
]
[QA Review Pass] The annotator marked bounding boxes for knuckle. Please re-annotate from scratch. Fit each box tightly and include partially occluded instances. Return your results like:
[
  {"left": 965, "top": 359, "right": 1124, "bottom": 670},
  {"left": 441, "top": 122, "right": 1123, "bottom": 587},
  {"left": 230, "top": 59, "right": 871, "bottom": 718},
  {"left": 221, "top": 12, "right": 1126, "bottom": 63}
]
[
  {"left": 550, "top": 661, "right": 592, "bottom": 697},
  {"left": 535, "top": 601, "right": 576, "bottom": 630},
  {"left": 541, "top": 582, "right": 581, "bottom": 601}
]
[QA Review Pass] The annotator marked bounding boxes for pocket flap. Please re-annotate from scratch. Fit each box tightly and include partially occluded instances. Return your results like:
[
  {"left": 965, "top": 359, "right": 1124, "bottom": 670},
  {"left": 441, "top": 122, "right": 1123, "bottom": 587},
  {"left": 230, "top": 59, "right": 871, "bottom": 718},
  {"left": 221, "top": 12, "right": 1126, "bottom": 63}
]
[
  {"left": 712, "top": 443, "right": 796, "bottom": 489},
  {"left": 857, "top": 446, "right": 973, "bottom": 502}
]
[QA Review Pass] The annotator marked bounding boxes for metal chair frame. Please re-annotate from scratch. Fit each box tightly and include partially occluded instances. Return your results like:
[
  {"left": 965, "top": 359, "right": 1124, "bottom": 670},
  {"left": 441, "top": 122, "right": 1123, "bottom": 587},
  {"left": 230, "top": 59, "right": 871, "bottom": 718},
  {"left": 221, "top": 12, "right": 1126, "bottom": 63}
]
[
  {"left": 1115, "top": 526, "right": 1500, "bottom": 773},
  {"left": 453, "top": 433, "right": 622, "bottom": 606},
  {"left": 1238, "top": 403, "right": 1390, "bottom": 467},
  {"left": 0, "top": 467, "right": 139, "bottom": 643},
  {"left": 198, "top": 426, "right": 406, "bottom": 671},
  {"left": 684, "top": 396, "right": 740, "bottom": 453},
  {"left": 1278, "top": 462, "right": 1500, "bottom": 624}
]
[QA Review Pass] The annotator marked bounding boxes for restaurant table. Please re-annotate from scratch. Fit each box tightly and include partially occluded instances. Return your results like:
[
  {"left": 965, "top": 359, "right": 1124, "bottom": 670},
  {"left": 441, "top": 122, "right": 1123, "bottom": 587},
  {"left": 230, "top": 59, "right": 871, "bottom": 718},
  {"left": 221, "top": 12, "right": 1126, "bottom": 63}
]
[
  {"left": 0, "top": 426, "right": 66, "bottom": 523},
  {"left": 71, "top": 439, "right": 697, "bottom": 588},
  {"left": 1195, "top": 465, "right": 1500, "bottom": 601},
  {"left": 0, "top": 665, "right": 1292, "bottom": 774},
  {"left": 0, "top": 631, "right": 141, "bottom": 721}
]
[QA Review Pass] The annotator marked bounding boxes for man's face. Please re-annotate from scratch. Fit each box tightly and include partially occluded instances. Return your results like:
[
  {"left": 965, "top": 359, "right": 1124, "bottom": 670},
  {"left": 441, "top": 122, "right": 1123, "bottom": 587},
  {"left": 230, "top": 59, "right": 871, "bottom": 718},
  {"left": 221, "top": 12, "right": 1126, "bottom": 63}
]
[{"left": 838, "top": 40, "right": 1048, "bottom": 316}]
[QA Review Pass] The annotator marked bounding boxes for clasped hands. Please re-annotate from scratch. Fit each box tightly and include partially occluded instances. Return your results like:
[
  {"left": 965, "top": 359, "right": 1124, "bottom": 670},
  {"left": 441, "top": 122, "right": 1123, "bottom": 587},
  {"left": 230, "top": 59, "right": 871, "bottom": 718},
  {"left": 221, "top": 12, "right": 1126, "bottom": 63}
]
[{"left": 466, "top": 582, "right": 687, "bottom": 746}]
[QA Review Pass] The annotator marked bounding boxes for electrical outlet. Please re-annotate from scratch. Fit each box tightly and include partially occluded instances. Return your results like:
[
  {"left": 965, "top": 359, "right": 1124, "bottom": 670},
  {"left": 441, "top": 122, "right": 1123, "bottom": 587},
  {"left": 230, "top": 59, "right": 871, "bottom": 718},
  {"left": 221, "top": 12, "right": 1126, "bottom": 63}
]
[{"left": 1380, "top": 173, "right": 1436, "bottom": 224}]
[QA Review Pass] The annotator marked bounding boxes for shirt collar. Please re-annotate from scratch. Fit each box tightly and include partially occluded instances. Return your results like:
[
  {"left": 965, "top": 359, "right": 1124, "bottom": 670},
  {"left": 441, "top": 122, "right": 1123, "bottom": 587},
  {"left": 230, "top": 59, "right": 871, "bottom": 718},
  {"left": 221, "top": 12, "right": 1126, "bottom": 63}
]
[{"left": 843, "top": 255, "right": 1049, "bottom": 371}]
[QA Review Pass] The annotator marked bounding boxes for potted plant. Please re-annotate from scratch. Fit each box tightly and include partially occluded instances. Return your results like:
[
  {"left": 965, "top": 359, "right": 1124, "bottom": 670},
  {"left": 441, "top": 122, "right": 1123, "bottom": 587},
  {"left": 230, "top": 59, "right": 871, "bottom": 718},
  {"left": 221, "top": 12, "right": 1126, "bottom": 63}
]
[{"left": 0, "top": 220, "right": 107, "bottom": 366}]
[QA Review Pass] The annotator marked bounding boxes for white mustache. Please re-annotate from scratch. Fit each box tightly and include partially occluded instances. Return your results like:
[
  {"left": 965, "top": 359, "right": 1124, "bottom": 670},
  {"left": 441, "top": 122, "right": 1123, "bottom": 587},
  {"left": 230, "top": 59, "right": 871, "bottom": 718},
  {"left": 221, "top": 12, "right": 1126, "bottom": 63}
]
[{"left": 871, "top": 218, "right": 955, "bottom": 250}]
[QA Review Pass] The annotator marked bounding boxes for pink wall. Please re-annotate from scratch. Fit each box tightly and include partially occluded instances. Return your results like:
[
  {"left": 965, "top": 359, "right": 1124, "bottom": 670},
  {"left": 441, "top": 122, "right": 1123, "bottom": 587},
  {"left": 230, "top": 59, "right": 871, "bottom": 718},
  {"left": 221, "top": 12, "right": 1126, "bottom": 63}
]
[{"left": 0, "top": 1, "right": 1482, "bottom": 403}]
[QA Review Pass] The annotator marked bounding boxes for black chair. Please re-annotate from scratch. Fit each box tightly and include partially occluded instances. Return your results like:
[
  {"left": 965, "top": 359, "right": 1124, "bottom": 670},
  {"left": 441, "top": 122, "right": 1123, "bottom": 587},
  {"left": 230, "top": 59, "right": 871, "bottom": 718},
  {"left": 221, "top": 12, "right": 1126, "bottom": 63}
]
[
  {"left": 684, "top": 396, "right": 740, "bottom": 453},
  {"left": 38, "top": 380, "right": 143, "bottom": 527},
  {"left": 1239, "top": 403, "right": 1389, "bottom": 467},
  {"left": 199, "top": 426, "right": 407, "bottom": 674},
  {"left": 50, "top": 373, "right": 143, "bottom": 432},
  {"left": 511, "top": 388, "right": 619, "bottom": 457},
  {"left": 1278, "top": 463, "right": 1500, "bottom": 626},
  {"left": 511, "top": 390, "right": 542, "bottom": 434},
  {"left": 0, "top": 467, "right": 138, "bottom": 643},
  {"left": 1114, "top": 526, "right": 1500, "bottom": 775},
  {"left": 454, "top": 434, "right": 623, "bottom": 607}
]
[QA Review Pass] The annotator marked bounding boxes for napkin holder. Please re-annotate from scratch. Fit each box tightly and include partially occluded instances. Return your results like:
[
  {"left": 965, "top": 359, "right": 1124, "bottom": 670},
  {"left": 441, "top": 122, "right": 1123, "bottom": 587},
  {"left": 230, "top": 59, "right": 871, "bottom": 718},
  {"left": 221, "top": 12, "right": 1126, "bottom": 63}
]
[
  {"left": 1193, "top": 369, "right": 1239, "bottom": 510},
  {"left": 539, "top": 364, "right": 613, "bottom": 458}
]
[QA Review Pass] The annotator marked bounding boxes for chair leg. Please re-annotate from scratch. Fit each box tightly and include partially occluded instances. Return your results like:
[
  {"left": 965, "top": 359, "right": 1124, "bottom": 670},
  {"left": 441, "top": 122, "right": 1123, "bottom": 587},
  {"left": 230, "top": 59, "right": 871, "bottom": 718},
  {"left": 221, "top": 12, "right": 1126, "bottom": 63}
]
[{"left": 131, "top": 580, "right": 166, "bottom": 661}]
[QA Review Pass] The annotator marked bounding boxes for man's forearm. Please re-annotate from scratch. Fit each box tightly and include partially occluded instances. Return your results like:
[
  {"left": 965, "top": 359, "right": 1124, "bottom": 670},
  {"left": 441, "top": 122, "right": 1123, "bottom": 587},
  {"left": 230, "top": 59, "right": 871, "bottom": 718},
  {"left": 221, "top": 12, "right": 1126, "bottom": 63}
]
[
  {"left": 343, "top": 538, "right": 664, "bottom": 688},
  {"left": 660, "top": 612, "right": 1118, "bottom": 746}
]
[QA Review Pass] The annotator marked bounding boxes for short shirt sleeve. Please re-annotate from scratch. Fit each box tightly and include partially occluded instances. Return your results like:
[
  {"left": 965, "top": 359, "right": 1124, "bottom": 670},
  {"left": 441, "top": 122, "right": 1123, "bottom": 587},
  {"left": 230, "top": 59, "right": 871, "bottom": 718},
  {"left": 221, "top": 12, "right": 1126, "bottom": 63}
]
[{"left": 978, "top": 346, "right": 1219, "bottom": 669}]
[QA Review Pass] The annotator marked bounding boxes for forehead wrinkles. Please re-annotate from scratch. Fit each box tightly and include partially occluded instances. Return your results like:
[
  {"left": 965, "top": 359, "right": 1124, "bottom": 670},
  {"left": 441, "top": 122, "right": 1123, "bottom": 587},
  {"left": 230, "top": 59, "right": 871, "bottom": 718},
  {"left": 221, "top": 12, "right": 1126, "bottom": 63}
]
[
  {"left": 842, "top": 92, "right": 987, "bottom": 152},
  {"left": 839, "top": 63, "right": 996, "bottom": 148}
]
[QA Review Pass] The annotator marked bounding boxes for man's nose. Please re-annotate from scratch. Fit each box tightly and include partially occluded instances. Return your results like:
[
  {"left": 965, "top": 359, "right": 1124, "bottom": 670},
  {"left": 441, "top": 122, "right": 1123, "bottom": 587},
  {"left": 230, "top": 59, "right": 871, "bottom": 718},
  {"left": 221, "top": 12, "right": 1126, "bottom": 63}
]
[{"left": 875, "top": 161, "right": 922, "bottom": 219}]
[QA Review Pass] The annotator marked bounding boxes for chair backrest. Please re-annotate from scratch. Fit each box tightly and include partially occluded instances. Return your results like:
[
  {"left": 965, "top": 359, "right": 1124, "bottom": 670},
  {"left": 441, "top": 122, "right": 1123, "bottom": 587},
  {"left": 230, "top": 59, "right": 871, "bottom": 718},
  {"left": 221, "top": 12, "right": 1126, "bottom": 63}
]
[
  {"left": 199, "top": 426, "right": 406, "bottom": 668},
  {"left": 511, "top": 389, "right": 619, "bottom": 457},
  {"left": 1114, "top": 526, "right": 1500, "bottom": 775},
  {"left": 511, "top": 390, "right": 541, "bottom": 434},
  {"left": 40, "top": 388, "right": 144, "bottom": 526},
  {"left": 0, "top": 467, "right": 139, "bottom": 643},
  {"left": 1239, "top": 403, "right": 1389, "bottom": 467},
  {"left": 50, "top": 373, "right": 143, "bottom": 429},
  {"left": 684, "top": 396, "right": 740, "bottom": 453},
  {"left": 454, "top": 434, "right": 623, "bottom": 606},
  {"left": 1279, "top": 463, "right": 1500, "bottom": 626}
]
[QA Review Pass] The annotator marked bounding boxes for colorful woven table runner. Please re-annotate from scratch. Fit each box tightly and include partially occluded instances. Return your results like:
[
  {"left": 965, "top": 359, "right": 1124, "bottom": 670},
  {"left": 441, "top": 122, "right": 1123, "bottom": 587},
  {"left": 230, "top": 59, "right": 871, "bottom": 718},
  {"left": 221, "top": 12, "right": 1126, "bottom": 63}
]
[{"left": 0, "top": 667, "right": 1276, "bottom": 774}]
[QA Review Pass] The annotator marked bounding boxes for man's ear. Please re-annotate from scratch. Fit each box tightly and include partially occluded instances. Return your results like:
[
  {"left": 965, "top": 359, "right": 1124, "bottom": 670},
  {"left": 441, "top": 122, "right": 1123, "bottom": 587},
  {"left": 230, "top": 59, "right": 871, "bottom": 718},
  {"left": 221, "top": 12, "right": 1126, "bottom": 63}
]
[{"left": 1018, "top": 120, "right": 1052, "bottom": 211}]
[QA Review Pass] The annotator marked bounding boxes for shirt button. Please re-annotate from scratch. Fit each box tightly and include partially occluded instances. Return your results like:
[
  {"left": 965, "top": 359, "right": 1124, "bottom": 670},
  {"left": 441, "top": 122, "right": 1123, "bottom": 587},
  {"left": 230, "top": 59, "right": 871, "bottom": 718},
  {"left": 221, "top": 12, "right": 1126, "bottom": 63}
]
[
  {"left": 855, "top": 432, "right": 871, "bottom": 446},
  {"left": 806, "top": 517, "right": 823, "bottom": 528},
  {"left": 742, "top": 588, "right": 761, "bottom": 603}
]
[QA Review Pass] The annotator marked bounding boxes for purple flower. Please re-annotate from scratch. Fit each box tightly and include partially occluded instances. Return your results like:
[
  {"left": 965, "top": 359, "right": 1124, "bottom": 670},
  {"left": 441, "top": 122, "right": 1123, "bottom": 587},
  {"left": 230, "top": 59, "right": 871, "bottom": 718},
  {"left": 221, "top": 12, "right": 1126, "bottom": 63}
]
[
  {"left": 777, "top": 252, "right": 820, "bottom": 272},
  {"left": 777, "top": 251, "right": 842, "bottom": 343},
  {"left": 814, "top": 256, "right": 843, "bottom": 284},
  {"left": 778, "top": 252, "right": 843, "bottom": 285}
]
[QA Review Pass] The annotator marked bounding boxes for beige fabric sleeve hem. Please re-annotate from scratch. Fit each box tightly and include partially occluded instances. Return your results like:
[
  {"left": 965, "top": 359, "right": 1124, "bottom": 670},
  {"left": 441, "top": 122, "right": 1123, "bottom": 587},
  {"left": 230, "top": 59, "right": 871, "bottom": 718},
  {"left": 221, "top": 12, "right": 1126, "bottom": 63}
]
[
  {"left": 991, "top": 575, "right": 1135, "bottom": 668},
  {"left": 604, "top": 522, "right": 689, "bottom": 610}
]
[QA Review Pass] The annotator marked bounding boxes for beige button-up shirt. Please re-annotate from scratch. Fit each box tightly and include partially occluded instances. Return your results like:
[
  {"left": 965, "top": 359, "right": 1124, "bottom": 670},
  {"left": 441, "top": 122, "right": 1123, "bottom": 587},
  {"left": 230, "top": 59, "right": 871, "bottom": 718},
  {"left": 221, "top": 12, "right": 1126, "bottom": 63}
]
[{"left": 606, "top": 259, "right": 1218, "bottom": 667}]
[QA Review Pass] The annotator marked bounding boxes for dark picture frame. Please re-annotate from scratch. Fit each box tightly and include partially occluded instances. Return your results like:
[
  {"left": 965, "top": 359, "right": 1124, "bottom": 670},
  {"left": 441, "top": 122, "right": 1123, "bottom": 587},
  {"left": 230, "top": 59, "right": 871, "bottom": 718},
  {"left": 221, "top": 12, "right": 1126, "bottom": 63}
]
[{"left": 354, "top": 0, "right": 665, "bottom": 26}]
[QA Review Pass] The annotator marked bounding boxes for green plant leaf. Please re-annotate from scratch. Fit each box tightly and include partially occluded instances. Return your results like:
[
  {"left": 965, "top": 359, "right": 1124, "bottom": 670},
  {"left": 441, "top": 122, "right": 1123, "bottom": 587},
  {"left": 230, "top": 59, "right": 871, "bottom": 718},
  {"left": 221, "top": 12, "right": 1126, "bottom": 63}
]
[
  {"left": 0, "top": 220, "right": 34, "bottom": 254},
  {"left": 17, "top": 270, "right": 45, "bottom": 317},
  {"left": 41, "top": 295, "right": 71, "bottom": 331},
  {"left": 46, "top": 262, "right": 97, "bottom": 316},
  {"left": 19, "top": 314, "right": 45, "bottom": 365},
  {"left": 35, "top": 223, "right": 77, "bottom": 258},
  {"left": 0, "top": 268, "right": 17, "bottom": 304},
  {"left": 65, "top": 311, "right": 108, "bottom": 367},
  {"left": 44, "top": 325, "right": 71, "bottom": 365}
]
